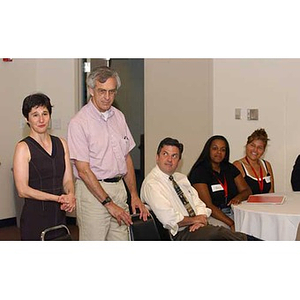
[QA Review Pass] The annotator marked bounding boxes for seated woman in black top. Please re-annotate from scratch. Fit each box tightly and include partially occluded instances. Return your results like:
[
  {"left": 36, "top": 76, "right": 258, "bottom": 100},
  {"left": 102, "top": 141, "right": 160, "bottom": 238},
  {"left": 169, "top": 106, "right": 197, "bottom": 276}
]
[{"left": 188, "top": 135, "right": 252, "bottom": 231}]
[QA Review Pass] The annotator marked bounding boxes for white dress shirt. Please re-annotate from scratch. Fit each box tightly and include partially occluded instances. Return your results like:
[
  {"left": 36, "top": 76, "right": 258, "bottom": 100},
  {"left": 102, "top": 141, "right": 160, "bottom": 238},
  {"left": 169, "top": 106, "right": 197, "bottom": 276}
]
[{"left": 141, "top": 165, "right": 212, "bottom": 236}]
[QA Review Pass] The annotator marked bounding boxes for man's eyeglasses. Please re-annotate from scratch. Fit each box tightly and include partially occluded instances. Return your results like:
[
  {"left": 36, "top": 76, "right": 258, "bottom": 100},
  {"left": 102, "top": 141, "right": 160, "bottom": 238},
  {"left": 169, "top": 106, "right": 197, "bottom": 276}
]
[{"left": 98, "top": 89, "right": 117, "bottom": 97}]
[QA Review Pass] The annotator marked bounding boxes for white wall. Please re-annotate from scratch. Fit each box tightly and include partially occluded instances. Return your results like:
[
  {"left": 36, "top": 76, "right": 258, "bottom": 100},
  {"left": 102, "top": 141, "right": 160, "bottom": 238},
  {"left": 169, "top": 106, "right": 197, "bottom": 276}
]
[
  {"left": 213, "top": 59, "right": 300, "bottom": 193},
  {"left": 36, "top": 59, "right": 79, "bottom": 139},
  {"left": 145, "top": 58, "right": 300, "bottom": 194},
  {"left": 144, "top": 59, "right": 213, "bottom": 176},
  {"left": 0, "top": 59, "right": 78, "bottom": 220},
  {"left": 0, "top": 59, "right": 36, "bottom": 219}
]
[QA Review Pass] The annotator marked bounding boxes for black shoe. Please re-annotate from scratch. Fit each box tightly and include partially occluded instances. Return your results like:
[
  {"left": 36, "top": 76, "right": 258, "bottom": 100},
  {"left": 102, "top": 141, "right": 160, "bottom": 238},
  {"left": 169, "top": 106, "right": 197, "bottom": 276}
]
[{"left": 246, "top": 234, "right": 263, "bottom": 241}]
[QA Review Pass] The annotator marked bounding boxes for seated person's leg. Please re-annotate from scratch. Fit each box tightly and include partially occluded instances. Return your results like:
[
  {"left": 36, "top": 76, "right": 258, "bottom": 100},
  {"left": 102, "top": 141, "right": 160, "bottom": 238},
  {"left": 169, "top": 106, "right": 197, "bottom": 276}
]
[{"left": 174, "top": 225, "right": 248, "bottom": 241}]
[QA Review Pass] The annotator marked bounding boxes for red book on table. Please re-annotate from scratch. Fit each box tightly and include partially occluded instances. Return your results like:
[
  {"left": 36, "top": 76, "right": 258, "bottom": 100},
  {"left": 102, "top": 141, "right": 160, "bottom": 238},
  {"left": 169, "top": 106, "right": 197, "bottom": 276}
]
[{"left": 247, "top": 194, "right": 286, "bottom": 204}]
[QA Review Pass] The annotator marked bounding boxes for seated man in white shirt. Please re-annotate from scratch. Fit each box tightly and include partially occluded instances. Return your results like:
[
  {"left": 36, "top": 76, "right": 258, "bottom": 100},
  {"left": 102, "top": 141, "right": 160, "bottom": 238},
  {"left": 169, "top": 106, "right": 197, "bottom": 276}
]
[{"left": 141, "top": 137, "right": 259, "bottom": 241}]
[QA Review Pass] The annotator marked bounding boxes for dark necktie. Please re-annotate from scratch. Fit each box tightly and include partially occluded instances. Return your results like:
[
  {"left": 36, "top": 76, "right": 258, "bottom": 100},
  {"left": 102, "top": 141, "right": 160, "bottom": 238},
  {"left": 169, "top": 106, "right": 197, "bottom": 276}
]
[{"left": 169, "top": 175, "right": 196, "bottom": 217}]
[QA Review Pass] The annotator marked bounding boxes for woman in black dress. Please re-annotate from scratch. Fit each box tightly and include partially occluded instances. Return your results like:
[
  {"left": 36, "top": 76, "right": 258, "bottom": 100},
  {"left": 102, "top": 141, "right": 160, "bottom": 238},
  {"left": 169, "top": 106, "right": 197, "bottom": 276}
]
[{"left": 13, "top": 93, "right": 75, "bottom": 240}]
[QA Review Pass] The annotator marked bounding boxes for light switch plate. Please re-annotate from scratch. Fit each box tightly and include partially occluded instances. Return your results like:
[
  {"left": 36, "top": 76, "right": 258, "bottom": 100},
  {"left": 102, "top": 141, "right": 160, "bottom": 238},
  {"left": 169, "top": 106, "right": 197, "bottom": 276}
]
[
  {"left": 235, "top": 108, "right": 241, "bottom": 119},
  {"left": 247, "top": 109, "right": 259, "bottom": 120}
]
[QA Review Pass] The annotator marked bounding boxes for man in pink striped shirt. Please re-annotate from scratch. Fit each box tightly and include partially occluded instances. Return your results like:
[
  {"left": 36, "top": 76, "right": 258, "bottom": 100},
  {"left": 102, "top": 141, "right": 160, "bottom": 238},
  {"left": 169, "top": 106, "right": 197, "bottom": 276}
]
[{"left": 68, "top": 66, "right": 149, "bottom": 240}]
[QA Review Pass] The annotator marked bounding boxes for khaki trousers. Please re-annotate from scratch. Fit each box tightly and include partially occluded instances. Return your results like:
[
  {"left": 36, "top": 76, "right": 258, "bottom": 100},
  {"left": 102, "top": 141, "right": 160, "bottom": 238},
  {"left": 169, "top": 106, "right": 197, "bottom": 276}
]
[{"left": 75, "top": 179, "right": 129, "bottom": 241}]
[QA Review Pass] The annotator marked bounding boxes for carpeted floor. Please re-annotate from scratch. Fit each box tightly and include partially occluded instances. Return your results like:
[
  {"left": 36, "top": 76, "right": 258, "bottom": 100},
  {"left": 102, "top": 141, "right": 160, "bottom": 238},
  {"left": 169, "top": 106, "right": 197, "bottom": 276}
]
[{"left": 0, "top": 224, "right": 79, "bottom": 241}]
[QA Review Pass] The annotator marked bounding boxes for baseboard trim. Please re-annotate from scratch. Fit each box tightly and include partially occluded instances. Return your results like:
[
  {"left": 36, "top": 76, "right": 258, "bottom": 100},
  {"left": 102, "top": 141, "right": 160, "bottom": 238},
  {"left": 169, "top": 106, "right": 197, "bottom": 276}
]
[
  {"left": 0, "top": 217, "right": 75, "bottom": 228},
  {"left": 0, "top": 217, "right": 17, "bottom": 228}
]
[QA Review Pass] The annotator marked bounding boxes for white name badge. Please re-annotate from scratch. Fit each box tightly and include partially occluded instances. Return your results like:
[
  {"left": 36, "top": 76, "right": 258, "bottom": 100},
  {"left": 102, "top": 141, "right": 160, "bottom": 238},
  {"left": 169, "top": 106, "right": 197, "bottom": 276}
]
[
  {"left": 211, "top": 184, "right": 224, "bottom": 192},
  {"left": 265, "top": 176, "right": 271, "bottom": 183}
]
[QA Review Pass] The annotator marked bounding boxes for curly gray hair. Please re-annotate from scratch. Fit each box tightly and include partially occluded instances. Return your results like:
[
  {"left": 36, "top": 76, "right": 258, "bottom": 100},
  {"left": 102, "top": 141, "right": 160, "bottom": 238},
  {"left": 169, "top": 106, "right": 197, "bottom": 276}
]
[{"left": 86, "top": 66, "right": 121, "bottom": 90}]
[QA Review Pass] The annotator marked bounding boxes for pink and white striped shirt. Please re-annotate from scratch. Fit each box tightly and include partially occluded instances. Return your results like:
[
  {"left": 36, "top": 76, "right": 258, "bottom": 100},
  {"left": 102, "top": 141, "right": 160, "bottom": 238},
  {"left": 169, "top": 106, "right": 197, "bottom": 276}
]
[{"left": 67, "top": 100, "right": 135, "bottom": 180}]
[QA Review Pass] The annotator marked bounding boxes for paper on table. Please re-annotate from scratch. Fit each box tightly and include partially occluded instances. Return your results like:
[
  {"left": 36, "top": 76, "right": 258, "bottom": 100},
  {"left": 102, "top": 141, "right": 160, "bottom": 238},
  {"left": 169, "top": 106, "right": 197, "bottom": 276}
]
[{"left": 247, "top": 194, "right": 286, "bottom": 205}]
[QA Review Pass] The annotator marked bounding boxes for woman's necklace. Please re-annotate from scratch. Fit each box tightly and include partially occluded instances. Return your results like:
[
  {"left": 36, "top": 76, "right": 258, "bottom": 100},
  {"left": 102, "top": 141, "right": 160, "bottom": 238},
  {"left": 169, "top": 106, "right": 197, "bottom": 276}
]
[{"left": 245, "top": 156, "right": 264, "bottom": 192}]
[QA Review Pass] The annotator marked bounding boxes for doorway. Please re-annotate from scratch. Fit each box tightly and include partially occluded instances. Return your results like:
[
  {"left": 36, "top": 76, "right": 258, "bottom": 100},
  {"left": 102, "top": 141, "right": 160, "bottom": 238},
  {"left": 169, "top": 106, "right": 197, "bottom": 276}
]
[{"left": 81, "top": 59, "right": 145, "bottom": 191}]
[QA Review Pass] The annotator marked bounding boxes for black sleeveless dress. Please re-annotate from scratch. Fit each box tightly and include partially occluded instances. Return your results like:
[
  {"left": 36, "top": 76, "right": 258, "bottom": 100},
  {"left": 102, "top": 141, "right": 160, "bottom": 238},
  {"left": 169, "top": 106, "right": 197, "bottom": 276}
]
[{"left": 20, "top": 135, "right": 66, "bottom": 241}]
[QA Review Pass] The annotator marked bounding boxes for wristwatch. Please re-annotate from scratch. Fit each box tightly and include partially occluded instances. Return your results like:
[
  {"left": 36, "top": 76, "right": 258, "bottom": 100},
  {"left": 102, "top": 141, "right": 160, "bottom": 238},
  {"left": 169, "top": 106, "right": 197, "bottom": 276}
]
[{"left": 102, "top": 196, "right": 112, "bottom": 206}]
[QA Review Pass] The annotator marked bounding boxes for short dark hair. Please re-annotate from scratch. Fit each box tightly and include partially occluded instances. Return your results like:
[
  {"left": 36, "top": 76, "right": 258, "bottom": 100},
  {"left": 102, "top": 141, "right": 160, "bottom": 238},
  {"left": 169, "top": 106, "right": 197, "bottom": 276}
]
[
  {"left": 157, "top": 137, "right": 184, "bottom": 159},
  {"left": 22, "top": 93, "right": 53, "bottom": 120}
]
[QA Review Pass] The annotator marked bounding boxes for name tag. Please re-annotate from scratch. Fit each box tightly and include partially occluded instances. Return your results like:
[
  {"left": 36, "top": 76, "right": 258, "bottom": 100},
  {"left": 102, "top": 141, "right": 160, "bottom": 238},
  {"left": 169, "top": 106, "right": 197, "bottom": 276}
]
[
  {"left": 211, "top": 184, "right": 224, "bottom": 192},
  {"left": 265, "top": 176, "right": 271, "bottom": 183}
]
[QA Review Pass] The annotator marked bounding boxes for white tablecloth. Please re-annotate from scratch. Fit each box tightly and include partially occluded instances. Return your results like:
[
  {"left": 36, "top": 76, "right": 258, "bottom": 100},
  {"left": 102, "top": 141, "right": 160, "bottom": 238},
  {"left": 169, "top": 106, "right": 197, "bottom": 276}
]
[{"left": 232, "top": 192, "right": 300, "bottom": 241}]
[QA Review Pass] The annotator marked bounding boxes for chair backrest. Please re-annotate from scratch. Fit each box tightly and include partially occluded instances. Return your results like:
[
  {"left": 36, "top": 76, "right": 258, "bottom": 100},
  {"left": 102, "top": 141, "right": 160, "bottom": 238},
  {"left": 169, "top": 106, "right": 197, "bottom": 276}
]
[
  {"left": 150, "top": 210, "right": 172, "bottom": 241},
  {"left": 129, "top": 211, "right": 162, "bottom": 241},
  {"left": 40, "top": 224, "right": 72, "bottom": 241},
  {"left": 129, "top": 210, "right": 172, "bottom": 241}
]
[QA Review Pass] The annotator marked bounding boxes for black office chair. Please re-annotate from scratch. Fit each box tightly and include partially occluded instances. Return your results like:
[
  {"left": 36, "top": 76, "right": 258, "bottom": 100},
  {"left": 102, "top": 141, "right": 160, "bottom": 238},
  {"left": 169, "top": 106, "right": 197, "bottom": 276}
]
[
  {"left": 129, "top": 210, "right": 172, "bottom": 241},
  {"left": 129, "top": 211, "right": 161, "bottom": 241},
  {"left": 40, "top": 224, "right": 72, "bottom": 241},
  {"left": 150, "top": 210, "right": 172, "bottom": 241}
]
